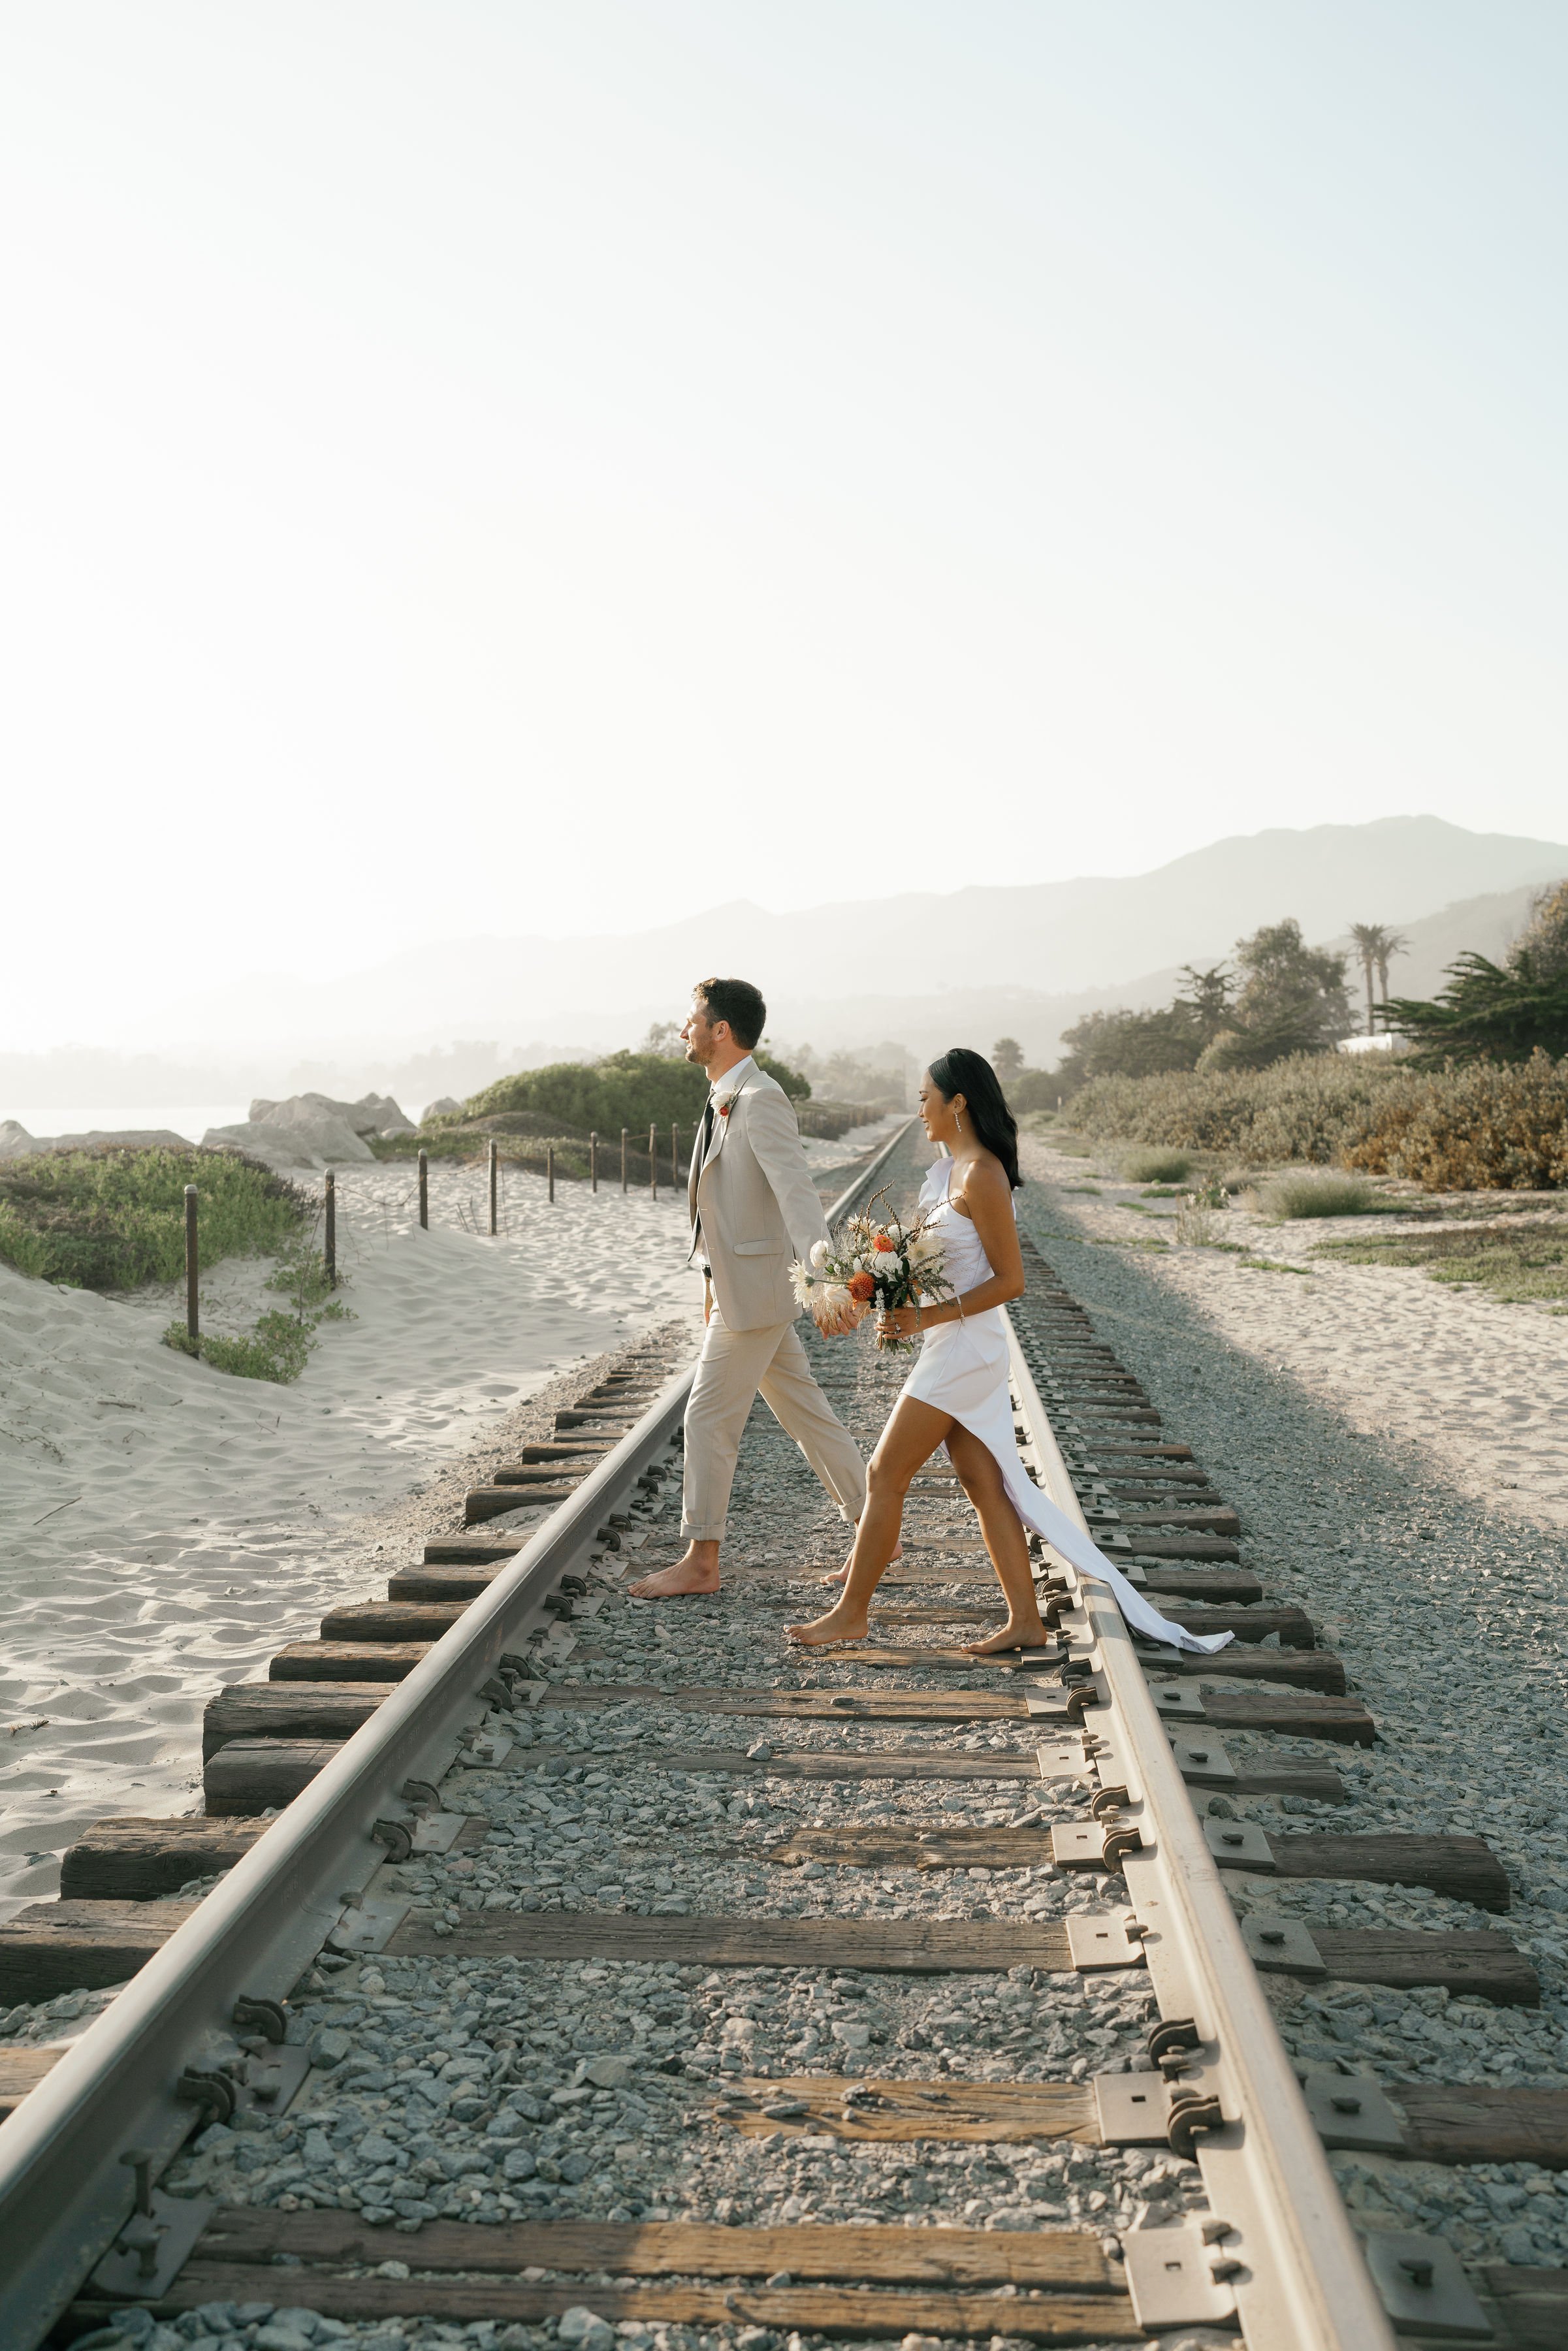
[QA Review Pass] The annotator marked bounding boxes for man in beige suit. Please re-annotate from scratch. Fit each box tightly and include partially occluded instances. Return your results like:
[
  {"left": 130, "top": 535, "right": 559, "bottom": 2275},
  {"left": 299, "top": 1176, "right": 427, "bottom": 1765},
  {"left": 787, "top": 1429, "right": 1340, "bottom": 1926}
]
[{"left": 628, "top": 976, "right": 867, "bottom": 1599}]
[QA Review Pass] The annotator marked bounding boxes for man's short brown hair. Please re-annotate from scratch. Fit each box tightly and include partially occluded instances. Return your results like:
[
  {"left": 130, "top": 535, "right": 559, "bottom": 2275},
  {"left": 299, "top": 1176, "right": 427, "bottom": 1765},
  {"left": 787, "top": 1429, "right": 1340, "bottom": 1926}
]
[{"left": 695, "top": 977, "right": 766, "bottom": 1050}]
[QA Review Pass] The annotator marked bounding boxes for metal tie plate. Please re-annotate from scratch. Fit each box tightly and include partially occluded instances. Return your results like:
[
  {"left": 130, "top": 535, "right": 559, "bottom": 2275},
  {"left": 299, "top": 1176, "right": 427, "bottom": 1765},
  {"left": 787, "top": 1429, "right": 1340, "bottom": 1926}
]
[
  {"left": 1149, "top": 1682, "right": 1206, "bottom": 1719},
  {"left": 1169, "top": 1732, "right": 1238, "bottom": 1786},
  {"left": 1121, "top": 2219, "right": 1243, "bottom": 2329},
  {"left": 1204, "top": 1818, "right": 1277, "bottom": 1870},
  {"left": 1051, "top": 1822, "right": 1108, "bottom": 1868},
  {"left": 1359, "top": 2229, "right": 1493, "bottom": 2339},
  {"left": 1093, "top": 2070, "right": 1175, "bottom": 2144},
  {"left": 1066, "top": 1910, "right": 1148, "bottom": 1970},
  {"left": 328, "top": 1895, "right": 413, "bottom": 1954},
  {"left": 411, "top": 1810, "right": 472, "bottom": 1854},
  {"left": 1298, "top": 2071, "right": 1408, "bottom": 2155},
  {"left": 1241, "top": 1914, "right": 1326, "bottom": 1975}
]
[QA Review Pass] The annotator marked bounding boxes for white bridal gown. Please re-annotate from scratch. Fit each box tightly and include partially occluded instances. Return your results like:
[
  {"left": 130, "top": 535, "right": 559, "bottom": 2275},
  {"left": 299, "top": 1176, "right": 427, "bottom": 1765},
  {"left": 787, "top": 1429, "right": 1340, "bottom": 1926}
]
[{"left": 901, "top": 1161, "right": 1233, "bottom": 1657}]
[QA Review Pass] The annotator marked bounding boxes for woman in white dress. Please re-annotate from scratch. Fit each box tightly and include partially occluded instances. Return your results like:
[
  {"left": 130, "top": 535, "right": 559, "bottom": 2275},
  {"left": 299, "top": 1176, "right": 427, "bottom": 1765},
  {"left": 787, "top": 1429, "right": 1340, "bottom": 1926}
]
[{"left": 787, "top": 1050, "right": 1232, "bottom": 1659}]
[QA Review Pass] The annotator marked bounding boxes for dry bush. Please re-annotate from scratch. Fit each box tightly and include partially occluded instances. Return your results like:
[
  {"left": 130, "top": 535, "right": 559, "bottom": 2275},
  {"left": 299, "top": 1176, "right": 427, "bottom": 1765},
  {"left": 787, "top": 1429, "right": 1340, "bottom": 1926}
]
[
  {"left": 1252, "top": 1172, "right": 1383, "bottom": 1219},
  {"left": 1120, "top": 1146, "right": 1194, "bottom": 1183},
  {"left": 1344, "top": 1053, "right": 1568, "bottom": 1191},
  {"left": 1065, "top": 1049, "right": 1568, "bottom": 1192},
  {"left": 1064, "top": 1054, "right": 1403, "bottom": 1165}
]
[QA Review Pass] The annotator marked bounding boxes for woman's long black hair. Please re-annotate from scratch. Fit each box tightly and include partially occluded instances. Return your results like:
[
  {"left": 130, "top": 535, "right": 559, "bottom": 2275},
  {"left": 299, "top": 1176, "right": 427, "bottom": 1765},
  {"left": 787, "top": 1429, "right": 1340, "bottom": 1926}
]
[{"left": 927, "top": 1048, "right": 1021, "bottom": 1189}]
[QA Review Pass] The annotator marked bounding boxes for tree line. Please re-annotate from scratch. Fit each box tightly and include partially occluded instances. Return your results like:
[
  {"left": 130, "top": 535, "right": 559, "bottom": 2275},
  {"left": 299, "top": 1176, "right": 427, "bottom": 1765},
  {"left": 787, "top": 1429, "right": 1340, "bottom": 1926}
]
[{"left": 993, "top": 879, "right": 1568, "bottom": 1102}]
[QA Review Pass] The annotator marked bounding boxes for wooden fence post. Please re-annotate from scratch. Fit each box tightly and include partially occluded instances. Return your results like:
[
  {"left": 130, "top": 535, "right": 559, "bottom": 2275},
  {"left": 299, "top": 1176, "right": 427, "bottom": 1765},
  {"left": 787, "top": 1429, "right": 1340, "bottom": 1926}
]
[
  {"left": 418, "top": 1148, "right": 428, "bottom": 1230},
  {"left": 184, "top": 1185, "right": 199, "bottom": 1346},
  {"left": 648, "top": 1123, "right": 658, "bottom": 1199},
  {"left": 621, "top": 1128, "right": 628, "bottom": 1192},
  {"left": 590, "top": 1132, "right": 598, "bottom": 1193},
  {"left": 547, "top": 1143, "right": 555, "bottom": 1204},
  {"left": 671, "top": 1123, "right": 679, "bottom": 1189},
  {"left": 488, "top": 1140, "right": 498, "bottom": 1236},
  {"left": 324, "top": 1170, "right": 336, "bottom": 1287}
]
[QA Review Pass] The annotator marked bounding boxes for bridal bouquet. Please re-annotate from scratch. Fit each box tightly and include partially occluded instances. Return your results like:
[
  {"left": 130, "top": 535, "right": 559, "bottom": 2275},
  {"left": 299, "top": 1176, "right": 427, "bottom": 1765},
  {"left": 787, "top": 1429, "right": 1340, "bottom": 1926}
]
[{"left": 790, "top": 1187, "right": 953, "bottom": 1352}]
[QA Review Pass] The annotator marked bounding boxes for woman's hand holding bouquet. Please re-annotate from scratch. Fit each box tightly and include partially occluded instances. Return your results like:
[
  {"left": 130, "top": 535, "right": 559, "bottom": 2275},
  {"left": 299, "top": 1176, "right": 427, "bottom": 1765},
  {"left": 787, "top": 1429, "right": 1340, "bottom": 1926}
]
[{"left": 789, "top": 1189, "right": 953, "bottom": 1352}]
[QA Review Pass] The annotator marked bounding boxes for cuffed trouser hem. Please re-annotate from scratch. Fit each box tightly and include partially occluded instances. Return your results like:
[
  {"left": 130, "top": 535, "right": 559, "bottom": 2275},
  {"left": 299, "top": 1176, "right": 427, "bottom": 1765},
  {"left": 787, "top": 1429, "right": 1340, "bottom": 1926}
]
[{"left": 682, "top": 1310, "right": 867, "bottom": 1546}]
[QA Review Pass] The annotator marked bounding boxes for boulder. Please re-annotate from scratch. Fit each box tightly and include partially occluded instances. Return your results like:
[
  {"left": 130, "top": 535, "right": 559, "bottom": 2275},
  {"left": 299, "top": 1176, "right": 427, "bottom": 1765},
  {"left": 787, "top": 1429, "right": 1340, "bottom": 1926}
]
[
  {"left": 249, "top": 1090, "right": 412, "bottom": 1140},
  {"left": 203, "top": 1100, "right": 373, "bottom": 1170},
  {"left": 202, "top": 1122, "right": 320, "bottom": 1170},
  {"left": 2, "top": 1123, "right": 199, "bottom": 1157},
  {"left": 423, "top": 1096, "right": 463, "bottom": 1118},
  {"left": 353, "top": 1091, "right": 415, "bottom": 1135},
  {"left": 51, "top": 1129, "right": 192, "bottom": 1152}
]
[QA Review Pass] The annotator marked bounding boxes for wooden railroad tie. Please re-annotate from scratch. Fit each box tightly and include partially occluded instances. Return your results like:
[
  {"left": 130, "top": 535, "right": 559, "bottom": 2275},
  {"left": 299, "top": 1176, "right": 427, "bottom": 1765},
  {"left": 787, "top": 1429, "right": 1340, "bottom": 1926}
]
[
  {"left": 379, "top": 1908, "right": 1539, "bottom": 2005},
  {"left": 767, "top": 1822, "right": 1511, "bottom": 1911}
]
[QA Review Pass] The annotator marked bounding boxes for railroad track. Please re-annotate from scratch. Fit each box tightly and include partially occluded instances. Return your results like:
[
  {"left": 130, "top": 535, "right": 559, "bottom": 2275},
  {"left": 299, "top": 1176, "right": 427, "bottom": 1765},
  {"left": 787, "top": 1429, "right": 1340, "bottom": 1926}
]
[{"left": 1, "top": 1122, "right": 1563, "bottom": 2346}]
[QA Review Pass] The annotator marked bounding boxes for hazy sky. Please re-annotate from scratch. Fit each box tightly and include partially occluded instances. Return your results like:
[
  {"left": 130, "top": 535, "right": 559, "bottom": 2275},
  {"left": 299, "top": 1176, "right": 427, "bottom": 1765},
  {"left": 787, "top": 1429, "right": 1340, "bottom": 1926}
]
[{"left": 6, "top": 3, "right": 1567, "bottom": 1046}]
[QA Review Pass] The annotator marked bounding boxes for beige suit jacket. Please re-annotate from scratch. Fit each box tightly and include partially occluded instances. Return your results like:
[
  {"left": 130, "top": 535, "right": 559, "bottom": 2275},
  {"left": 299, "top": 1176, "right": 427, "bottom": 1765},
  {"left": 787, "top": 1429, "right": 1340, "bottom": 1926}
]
[{"left": 688, "top": 1064, "right": 833, "bottom": 1330}]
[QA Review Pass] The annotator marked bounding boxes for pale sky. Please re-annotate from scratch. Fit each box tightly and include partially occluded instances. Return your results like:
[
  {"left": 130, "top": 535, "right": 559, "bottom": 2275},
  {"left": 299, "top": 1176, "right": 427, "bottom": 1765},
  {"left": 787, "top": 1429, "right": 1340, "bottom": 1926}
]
[{"left": 5, "top": 3, "right": 1567, "bottom": 1047}]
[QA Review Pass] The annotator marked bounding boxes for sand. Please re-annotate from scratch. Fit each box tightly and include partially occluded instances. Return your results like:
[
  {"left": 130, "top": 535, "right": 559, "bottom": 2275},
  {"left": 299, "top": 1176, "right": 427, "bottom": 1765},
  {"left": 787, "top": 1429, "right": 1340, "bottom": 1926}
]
[
  {"left": 1020, "top": 1134, "right": 1568, "bottom": 1532},
  {"left": 0, "top": 1160, "right": 701, "bottom": 1911}
]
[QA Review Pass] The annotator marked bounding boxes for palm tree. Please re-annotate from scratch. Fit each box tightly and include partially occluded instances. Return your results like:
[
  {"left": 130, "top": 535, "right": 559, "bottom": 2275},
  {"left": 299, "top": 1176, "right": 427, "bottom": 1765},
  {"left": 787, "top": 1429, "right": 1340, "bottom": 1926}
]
[
  {"left": 1375, "top": 930, "right": 1408, "bottom": 1010},
  {"left": 1348, "top": 923, "right": 1407, "bottom": 1034}
]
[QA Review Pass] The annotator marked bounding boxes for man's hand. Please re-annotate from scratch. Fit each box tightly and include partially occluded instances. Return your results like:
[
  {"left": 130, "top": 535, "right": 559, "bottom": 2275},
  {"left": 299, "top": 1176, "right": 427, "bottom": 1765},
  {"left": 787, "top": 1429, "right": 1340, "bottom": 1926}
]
[{"left": 814, "top": 1299, "right": 865, "bottom": 1339}]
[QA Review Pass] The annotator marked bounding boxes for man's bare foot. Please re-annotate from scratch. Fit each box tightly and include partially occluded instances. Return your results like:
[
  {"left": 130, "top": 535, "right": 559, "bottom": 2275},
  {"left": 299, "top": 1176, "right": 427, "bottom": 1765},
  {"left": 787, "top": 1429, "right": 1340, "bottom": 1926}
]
[
  {"left": 959, "top": 1619, "right": 1055, "bottom": 1656},
  {"left": 628, "top": 1548, "right": 722, "bottom": 1599},
  {"left": 786, "top": 1602, "right": 871, "bottom": 1645},
  {"left": 820, "top": 1539, "right": 901, "bottom": 1588}
]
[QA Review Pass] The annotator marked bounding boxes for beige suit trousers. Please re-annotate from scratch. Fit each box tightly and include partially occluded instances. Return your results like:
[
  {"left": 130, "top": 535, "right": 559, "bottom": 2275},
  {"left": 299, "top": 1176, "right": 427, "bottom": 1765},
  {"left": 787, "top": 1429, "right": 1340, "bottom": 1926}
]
[{"left": 682, "top": 1305, "right": 867, "bottom": 1543}]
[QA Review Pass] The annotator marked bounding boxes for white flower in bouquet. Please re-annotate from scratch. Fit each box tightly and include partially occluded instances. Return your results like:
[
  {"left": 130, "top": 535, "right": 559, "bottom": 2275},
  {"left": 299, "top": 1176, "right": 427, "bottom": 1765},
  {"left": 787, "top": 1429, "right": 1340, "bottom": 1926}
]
[
  {"left": 809, "top": 1239, "right": 830, "bottom": 1270},
  {"left": 788, "top": 1259, "right": 820, "bottom": 1310}
]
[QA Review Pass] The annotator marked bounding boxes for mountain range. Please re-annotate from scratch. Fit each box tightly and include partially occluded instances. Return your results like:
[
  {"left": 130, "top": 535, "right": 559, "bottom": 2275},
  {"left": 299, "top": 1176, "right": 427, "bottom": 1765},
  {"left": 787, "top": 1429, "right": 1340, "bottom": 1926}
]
[{"left": 8, "top": 816, "right": 1562, "bottom": 1104}]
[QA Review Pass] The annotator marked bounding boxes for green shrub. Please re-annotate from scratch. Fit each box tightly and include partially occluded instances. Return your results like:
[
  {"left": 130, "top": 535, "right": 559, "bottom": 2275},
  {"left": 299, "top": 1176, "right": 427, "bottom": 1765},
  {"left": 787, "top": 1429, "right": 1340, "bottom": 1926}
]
[
  {"left": 1121, "top": 1147, "right": 1193, "bottom": 1184},
  {"left": 167, "top": 1309, "right": 316, "bottom": 1383},
  {"left": 1251, "top": 1172, "right": 1384, "bottom": 1219},
  {"left": 164, "top": 1251, "right": 355, "bottom": 1384},
  {"left": 460, "top": 1046, "right": 809, "bottom": 1138},
  {"left": 0, "top": 1147, "right": 308, "bottom": 1290}
]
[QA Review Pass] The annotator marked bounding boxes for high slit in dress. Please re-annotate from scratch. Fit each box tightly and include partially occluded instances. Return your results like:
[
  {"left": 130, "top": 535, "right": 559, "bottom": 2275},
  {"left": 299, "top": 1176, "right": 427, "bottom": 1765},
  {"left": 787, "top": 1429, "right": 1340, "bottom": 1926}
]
[{"left": 899, "top": 1160, "right": 1233, "bottom": 1657}]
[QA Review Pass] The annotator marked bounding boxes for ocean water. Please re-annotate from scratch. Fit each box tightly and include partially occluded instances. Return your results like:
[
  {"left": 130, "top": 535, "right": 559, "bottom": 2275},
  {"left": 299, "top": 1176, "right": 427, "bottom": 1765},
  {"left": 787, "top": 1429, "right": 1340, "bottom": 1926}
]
[{"left": 2, "top": 1106, "right": 251, "bottom": 1144}]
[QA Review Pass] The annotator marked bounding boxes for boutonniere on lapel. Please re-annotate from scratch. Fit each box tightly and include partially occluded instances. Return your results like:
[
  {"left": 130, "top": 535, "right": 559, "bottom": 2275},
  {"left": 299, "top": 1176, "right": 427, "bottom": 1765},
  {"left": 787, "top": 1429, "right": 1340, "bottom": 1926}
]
[{"left": 716, "top": 1095, "right": 737, "bottom": 1119}]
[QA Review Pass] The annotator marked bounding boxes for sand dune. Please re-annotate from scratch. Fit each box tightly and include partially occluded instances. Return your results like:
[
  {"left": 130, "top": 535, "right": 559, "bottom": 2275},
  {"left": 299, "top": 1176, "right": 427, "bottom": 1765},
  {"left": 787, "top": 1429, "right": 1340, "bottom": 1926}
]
[{"left": 0, "top": 1162, "right": 698, "bottom": 1911}]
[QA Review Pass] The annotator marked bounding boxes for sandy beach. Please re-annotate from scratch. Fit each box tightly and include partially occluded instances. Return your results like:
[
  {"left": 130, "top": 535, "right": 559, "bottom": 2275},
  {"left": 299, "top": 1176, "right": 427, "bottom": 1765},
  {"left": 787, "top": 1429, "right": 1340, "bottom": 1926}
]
[
  {"left": 1019, "top": 1133, "right": 1568, "bottom": 1534},
  {"left": 0, "top": 1159, "right": 703, "bottom": 1912}
]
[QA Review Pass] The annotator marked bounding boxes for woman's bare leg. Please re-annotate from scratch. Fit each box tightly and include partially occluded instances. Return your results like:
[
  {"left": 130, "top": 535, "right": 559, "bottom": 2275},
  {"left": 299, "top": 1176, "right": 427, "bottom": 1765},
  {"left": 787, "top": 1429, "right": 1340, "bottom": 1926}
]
[
  {"left": 944, "top": 1426, "right": 1051, "bottom": 1654},
  {"left": 788, "top": 1398, "right": 952, "bottom": 1643},
  {"left": 822, "top": 1530, "right": 903, "bottom": 1587}
]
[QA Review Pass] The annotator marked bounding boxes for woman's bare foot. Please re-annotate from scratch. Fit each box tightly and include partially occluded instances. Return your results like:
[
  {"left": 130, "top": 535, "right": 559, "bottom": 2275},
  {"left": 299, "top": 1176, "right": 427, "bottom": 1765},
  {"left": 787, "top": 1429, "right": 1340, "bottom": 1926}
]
[
  {"left": 820, "top": 1539, "right": 901, "bottom": 1588},
  {"left": 959, "top": 1618, "right": 1055, "bottom": 1656},
  {"left": 786, "top": 1602, "right": 871, "bottom": 1645}
]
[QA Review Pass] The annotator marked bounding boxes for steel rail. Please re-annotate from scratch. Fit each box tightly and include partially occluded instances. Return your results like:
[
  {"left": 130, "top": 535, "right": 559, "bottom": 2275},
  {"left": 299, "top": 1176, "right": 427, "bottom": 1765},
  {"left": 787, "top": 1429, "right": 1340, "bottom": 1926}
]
[
  {"left": 0, "top": 1117, "right": 917, "bottom": 2346},
  {"left": 1006, "top": 1313, "right": 1398, "bottom": 2350}
]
